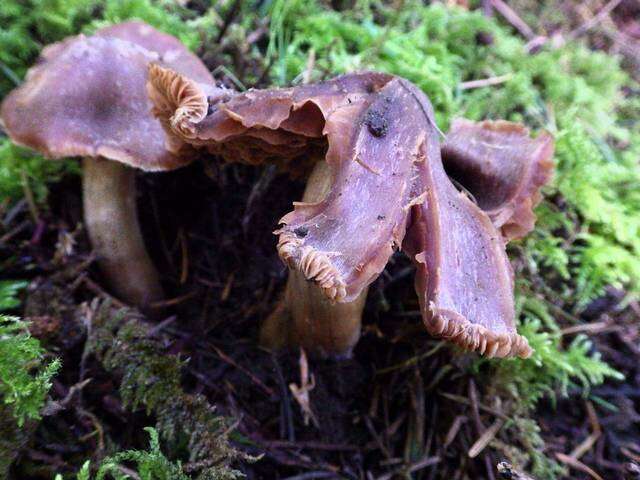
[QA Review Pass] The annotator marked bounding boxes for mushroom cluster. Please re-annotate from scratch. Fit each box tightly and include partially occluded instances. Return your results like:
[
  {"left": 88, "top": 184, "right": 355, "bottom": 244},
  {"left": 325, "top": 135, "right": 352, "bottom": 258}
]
[
  {"left": 148, "top": 67, "right": 554, "bottom": 359},
  {"left": 0, "top": 22, "right": 228, "bottom": 309},
  {"left": 1, "top": 22, "right": 553, "bottom": 359}
]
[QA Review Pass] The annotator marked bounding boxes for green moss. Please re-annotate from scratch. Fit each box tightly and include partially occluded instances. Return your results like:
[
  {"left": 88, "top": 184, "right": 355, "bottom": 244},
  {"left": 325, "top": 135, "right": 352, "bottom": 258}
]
[
  {"left": 0, "top": 316, "right": 61, "bottom": 427},
  {"left": 0, "top": 315, "right": 59, "bottom": 478},
  {"left": 57, "top": 428, "right": 191, "bottom": 480},
  {"left": 87, "top": 301, "right": 248, "bottom": 479}
]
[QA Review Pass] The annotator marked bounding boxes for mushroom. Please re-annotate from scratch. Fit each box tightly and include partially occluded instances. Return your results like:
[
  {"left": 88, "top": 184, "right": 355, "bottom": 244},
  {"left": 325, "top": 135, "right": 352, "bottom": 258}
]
[
  {"left": 442, "top": 118, "right": 555, "bottom": 240},
  {"left": 148, "top": 67, "right": 395, "bottom": 357},
  {"left": 147, "top": 67, "right": 553, "bottom": 358},
  {"left": 260, "top": 160, "right": 368, "bottom": 357},
  {"left": 260, "top": 118, "right": 555, "bottom": 357},
  {"left": 0, "top": 23, "right": 220, "bottom": 309}
]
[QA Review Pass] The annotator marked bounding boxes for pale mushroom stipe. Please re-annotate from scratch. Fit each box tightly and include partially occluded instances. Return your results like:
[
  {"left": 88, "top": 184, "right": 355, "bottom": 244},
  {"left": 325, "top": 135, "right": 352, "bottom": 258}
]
[
  {"left": 0, "top": 21, "right": 222, "bottom": 309},
  {"left": 148, "top": 66, "right": 554, "bottom": 359}
]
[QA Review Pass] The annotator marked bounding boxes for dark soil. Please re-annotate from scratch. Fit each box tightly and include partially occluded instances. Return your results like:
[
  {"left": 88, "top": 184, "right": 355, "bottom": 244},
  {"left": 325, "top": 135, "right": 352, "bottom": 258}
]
[{"left": 1, "top": 152, "right": 637, "bottom": 479}]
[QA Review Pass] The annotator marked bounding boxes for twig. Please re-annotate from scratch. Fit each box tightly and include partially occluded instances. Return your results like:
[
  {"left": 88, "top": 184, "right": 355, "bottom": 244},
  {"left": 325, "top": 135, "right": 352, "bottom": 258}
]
[
  {"left": 468, "top": 418, "right": 504, "bottom": 458},
  {"left": 444, "top": 415, "right": 467, "bottom": 449},
  {"left": 570, "top": 402, "right": 601, "bottom": 460},
  {"left": 76, "top": 406, "right": 106, "bottom": 453},
  {"left": 179, "top": 229, "right": 189, "bottom": 284},
  {"left": 82, "top": 277, "right": 126, "bottom": 308},
  {"left": 2, "top": 198, "right": 27, "bottom": 226},
  {"left": 459, "top": 74, "right": 512, "bottom": 90},
  {"left": 0, "top": 220, "right": 30, "bottom": 244},
  {"left": 211, "top": 345, "right": 275, "bottom": 397},
  {"left": 215, "top": 0, "right": 242, "bottom": 43},
  {"left": 561, "top": 321, "right": 615, "bottom": 336},
  {"left": 490, "top": 0, "right": 535, "bottom": 39},
  {"left": 20, "top": 169, "right": 39, "bottom": 223},
  {"left": 264, "top": 440, "right": 360, "bottom": 452},
  {"left": 302, "top": 49, "right": 316, "bottom": 84},
  {"left": 281, "top": 472, "right": 338, "bottom": 480},
  {"left": 146, "top": 315, "right": 177, "bottom": 337},
  {"left": 439, "top": 392, "right": 510, "bottom": 420},
  {"left": 42, "top": 378, "right": 93, "bottom": 416},
  {"left": 556, "top": 453, "right": 604, "bottom": 480},
  {"left": 497, "top": 462, "right": 537, "bottom": 480},
  {"left": 566, "top": 0, "right": 622, "bottom": 42},
  {"left": 149, "top": 290, "right": 197, "bottom": 308},
  {"left": 364, "top": 415, "right": 392, "bottom": 459},
  {"left": 375, "top": 454, "right": 440, "bottom": 480}
]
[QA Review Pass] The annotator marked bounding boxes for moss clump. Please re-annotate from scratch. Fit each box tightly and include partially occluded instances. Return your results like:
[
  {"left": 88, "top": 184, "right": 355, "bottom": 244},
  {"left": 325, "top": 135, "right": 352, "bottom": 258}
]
[
  {"left": 57, "top": 428, "right": 191, "bottom": 480},
  {"left": 87, "top": 300, "right": 248, "bottom": 479},
  {"left": 0, "top": 316, "right": 61, "bottom": 477}
]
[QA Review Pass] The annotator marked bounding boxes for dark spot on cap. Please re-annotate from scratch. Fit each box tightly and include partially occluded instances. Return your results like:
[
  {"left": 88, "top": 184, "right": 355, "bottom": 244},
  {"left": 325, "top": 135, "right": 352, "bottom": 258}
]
[
  {"left": 377, "top": 215, "right": 385, "bottom": 220},
  {"left": 207, "top": 97, "right": 217, "bottom": 116},
  {"left": 475, "top": 31, "right": 494, "bottom": 46},
  {"left": 365, "top": 108, "right": 388, "bottom": 138},
  {"left": 294, "top": 226, "right": 308, "bottom": 238}
]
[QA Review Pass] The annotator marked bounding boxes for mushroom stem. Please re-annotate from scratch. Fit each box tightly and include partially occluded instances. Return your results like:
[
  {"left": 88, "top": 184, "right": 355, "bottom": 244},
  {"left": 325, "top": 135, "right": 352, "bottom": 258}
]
[
  {"left": 260, "top": 160, "right": 368, "bottom": 358},
  {"left": 82, "top": 157, "right": 164, "bottom": 308}
]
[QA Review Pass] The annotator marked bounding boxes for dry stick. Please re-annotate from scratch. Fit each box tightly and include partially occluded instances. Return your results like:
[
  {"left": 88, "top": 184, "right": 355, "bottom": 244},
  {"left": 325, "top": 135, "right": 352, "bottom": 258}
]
[
  {"left": 459, "top": 74, "right": 512, "bottom": 90},
  {"left": 560, "top": 321, "right": 614, "bottom": 336},
  {"left": 19, "top": 169, "right": 39, "bottom": 223},
  {"left": 490, "top": 0, "right": 536, "bottom": 39},
  {"left": 215, "top": 0, "right": 242, "bottom": 43},
  {"left": 570, "top": 402, "right": 602, "bottom": 460},
  {"left": 444, "top": 415, "right": 467, "bottom": 449},
  {"left": 210, "top": 345, "right": 275, "bottom": 397},
  {"left": 566, "top": 0, "right": 623, "bottom": 42},
  {"left": 468, "top": 418, "right": 504, "bottom": 458},
  {"left": 264, "top": 440, "right": 360, "bottom": 452},
  {"left": 302, "top": 49, "right": 316, "bottom": 84},
  {"left": 496, "top": 462, "right": 537, "bottom": 480},
  {"left": 555, "top": 453, "right": 604, "bottom": 480},
  {"left": 525, "top": 0, "right": 623, "bottom": 52}
]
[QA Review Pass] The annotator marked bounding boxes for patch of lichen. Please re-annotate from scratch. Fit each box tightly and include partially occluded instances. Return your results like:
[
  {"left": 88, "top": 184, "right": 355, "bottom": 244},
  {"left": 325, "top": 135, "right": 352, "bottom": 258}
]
[{"left": 86, "top": 300, "right": 248, "bottom": 479}]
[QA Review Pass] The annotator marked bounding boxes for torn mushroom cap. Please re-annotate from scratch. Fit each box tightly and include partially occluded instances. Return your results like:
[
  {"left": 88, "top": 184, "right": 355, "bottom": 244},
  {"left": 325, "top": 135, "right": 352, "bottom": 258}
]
[
  {"left": 148, "top": 66, "right": 411, "bottom": 303},
  {"left": 148, "top": 64, "right": 390, "bottom": 174},
  {"left": 398, "top": 82, "right": 532, "bottom": 358},
  {"left": 442, "top": 119, "right": 554, "bottom": 241},
  {"left": 0, "top": 24, "right": 216, "bottom": 171},
  {"left": 148, "top": 68, "right": 534, "bottom": 358}
]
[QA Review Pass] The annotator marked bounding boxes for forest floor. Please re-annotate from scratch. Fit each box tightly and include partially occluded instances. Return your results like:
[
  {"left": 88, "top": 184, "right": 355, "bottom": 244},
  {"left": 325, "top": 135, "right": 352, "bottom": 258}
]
[{"left": 1, "top": 1, "right": 640, "bottom": 479}]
